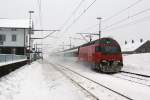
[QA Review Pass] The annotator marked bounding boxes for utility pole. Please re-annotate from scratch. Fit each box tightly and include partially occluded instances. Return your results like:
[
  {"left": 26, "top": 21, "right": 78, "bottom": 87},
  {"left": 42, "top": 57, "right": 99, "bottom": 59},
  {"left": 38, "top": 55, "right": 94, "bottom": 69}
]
[
  {"left": 97, "top": 17, "right": 102, "bottom": 39},
  {"left": 29, "top": 10, "right": 34, "bottom": 64}
]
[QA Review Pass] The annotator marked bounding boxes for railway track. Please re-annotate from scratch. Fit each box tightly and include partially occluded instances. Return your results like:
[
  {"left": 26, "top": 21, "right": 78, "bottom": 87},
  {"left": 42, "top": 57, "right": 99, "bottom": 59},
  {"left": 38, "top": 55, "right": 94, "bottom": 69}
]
[
  {"left": 113, "top": 72, "right": 150, "bottom": 87},
  {"left": 49, "top": 63, "right": 99, "bottom": 100},
  {"left": 119, "top": 73, "right": 150, "bottom": 81},
  {"left": 121, "top": 71, "right": 150, "bottom": 78},
  {"left": 47, "top": 61, "right": 134, "bottom": 100}
]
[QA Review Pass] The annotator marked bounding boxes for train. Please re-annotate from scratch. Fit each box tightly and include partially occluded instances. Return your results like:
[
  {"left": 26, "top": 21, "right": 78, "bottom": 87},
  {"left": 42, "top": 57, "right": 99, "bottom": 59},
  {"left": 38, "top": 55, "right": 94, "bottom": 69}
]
[{"left": 61, "top": 37, "right": 123, "bottom": 73}]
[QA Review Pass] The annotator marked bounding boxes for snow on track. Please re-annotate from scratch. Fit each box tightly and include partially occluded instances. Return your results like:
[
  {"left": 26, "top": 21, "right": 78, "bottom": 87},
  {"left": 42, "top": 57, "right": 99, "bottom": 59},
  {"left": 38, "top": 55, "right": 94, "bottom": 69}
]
[
  {"left": 112, "top": 72, "right": 150, "bottom": 87},
  {"left": 52, "top": 62, "right": 132, "bottom": 100},
  {"left": 48, "top": 56, "right": 150, "bottom": 100}
]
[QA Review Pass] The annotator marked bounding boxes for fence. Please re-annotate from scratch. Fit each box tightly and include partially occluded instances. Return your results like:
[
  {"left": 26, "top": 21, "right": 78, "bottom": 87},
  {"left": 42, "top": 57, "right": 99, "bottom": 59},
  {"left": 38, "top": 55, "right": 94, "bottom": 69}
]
[{"left": 0, "top": 54, "right": 27, "bottom": 63}]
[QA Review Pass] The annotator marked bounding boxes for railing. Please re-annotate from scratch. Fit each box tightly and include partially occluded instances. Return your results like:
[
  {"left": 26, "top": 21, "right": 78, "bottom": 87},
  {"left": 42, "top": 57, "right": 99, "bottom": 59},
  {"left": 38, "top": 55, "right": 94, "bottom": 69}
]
[{"left": 0, "top": 54, "right": 27, "bottom": 63}]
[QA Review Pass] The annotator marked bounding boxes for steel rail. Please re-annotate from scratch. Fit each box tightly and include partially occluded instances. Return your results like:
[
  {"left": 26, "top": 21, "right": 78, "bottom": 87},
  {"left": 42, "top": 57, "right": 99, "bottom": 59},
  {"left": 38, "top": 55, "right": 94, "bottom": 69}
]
[
  {"left": 56, "top": 63, "right": 134, "bottom": 100},
  {"left": 49, "top": 62, "right": 99, "bottom": 100},
  {"left": 121, "top": 71, "right": 150, "bottom": 78},
  {"left": 112, "top": 75, "right": 150, "bottom": 87}
]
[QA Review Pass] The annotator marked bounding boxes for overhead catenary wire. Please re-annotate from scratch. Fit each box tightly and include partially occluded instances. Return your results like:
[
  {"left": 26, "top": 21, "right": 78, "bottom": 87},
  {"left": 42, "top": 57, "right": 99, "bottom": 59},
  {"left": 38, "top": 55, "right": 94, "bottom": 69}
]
[
  {"left": 103, "top": 0, "right": 143, "bottom": 22},
  {"left": 103, "top": 15, "right": 150, "bottom": 32},
  {"left": 32, "top": 31, "right": 58, "bottom": 39},
  {"left": 42, "top": 31, "right": 56, "bottom": 39},
  {"left": 53, "top": 0, "right": 87, "bottom": 48},
  {"left": 103, "top": 7, "right": 150, "bottom": 30},
  {"left": 77, "top": 0, "right": 143, "bottom": 33},
  {"left": 62, "top": 0, "right": 97, "bottom": 33},
  {"left": 79, "top": 33, "right": 89, "bottom": 42},
  {"left": 60, "top": 0, "right": 86, "bottom": 30}
]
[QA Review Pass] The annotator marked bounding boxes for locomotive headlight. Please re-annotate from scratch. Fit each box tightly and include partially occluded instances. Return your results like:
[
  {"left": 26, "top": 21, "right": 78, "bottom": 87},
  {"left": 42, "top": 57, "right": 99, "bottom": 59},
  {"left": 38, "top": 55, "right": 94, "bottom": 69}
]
[
  {"left": 113, "top": 62, "right": 117, "bottom": 66},
  {"left": 102, "top": 60, "right": 109, "bottom": 66},
  {"left": 113, "top": 61, "right": 120, "bottom": 66},
  {"left": 102, "top": 60, "right": 107, "bottom": 62}
]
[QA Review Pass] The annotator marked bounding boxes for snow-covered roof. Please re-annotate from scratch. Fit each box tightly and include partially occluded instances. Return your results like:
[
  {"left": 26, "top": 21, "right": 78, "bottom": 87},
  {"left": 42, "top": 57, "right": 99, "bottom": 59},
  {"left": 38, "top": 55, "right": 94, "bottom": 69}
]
[
  {"left": 0, "top": 19, "right": 32, "bottom": 28},
  {"left": 121, "top": 41, "right": 146, "bottom": 52}
]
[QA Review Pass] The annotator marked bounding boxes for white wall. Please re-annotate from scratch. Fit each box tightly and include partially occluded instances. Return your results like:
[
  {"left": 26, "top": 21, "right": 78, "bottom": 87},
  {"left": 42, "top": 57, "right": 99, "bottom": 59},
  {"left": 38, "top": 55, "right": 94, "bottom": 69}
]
[{"left": 0, "top": 28, "right": 28, "bottom": 47}]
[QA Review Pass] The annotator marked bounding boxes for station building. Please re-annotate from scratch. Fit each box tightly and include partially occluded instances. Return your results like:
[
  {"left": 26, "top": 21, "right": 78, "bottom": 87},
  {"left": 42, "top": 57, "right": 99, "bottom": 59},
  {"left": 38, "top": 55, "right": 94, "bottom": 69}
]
[{"left": 0, "top": 19, "right": 33, "bottom": 55}]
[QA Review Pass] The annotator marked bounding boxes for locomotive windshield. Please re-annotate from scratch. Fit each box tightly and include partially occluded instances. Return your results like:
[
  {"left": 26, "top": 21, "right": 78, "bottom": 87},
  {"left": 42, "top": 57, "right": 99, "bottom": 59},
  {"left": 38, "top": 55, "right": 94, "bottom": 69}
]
[
  {"left": 103, "top": 46, "right": 121, "bottom": 54},
  {"left": 95, "top": 38, "right": 121, "bottom": 54},
  {"left": 95, "top": 46, "right": 121, "bottom": 54}
]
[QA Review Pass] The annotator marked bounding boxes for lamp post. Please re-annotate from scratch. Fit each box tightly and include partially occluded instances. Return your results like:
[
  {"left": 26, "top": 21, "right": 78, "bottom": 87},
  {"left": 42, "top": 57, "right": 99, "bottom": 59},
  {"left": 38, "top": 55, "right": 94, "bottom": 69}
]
[
  {"left": 29, "top": 11, "right": 34, "bottom": 64},
  {"left": 97, "top": 17, "right": 102, "bottom": 39}
]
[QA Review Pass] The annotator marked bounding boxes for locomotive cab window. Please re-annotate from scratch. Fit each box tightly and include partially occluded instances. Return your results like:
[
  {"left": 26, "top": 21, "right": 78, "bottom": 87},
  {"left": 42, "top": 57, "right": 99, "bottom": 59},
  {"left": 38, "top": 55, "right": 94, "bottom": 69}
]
[{"left": 102, "top": 46, "right": 121, "bottom": 54}]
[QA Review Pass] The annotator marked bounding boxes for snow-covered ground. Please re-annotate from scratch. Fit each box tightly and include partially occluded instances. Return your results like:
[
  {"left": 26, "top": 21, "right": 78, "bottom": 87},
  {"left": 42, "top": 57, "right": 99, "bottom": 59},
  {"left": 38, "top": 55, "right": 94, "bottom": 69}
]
[
  {"left": 0, "top": 53, "right": 150, "bottom": 100},
  {"left": 0, "top": 60, "right": 92, "bottom": 100},
  {"left": 46, "top": 53, "right": 150, "bottom": 100},
  {"left": 123, "top": 53, "right": 150, "bottom": 75}
]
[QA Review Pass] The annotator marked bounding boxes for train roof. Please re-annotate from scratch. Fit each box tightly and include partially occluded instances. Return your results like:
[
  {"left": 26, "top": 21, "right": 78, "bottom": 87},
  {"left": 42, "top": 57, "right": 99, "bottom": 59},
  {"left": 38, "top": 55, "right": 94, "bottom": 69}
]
[
  {"left": 81, "top": 37, "right": 119, "bottom": 47},
  {"left": 62, "top": 46, "right": 79, "bottom": 52},
  {"left": 62, "top": 37, "right": 119, "bottom": 52}
]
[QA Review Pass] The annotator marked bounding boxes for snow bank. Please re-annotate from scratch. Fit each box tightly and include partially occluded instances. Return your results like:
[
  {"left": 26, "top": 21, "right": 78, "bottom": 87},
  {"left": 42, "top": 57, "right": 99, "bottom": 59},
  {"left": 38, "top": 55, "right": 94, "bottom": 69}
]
[
  {"left": 123, "top": 53, "right": 150, "bottom": 75},
  {"left": 0, "top": 60, "right": 92, "bottom": 100}
]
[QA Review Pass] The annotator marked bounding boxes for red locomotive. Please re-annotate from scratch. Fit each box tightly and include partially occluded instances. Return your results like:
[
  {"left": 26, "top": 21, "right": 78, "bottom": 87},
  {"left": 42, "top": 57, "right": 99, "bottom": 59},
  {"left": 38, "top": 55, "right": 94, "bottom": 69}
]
[{"left": 78, "top": 37, "right": 123, "bottom": 72}]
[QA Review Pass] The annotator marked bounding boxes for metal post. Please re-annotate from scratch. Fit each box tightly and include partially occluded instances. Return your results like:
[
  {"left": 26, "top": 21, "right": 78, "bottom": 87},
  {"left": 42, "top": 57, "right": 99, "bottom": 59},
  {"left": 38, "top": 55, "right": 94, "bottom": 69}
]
[
  {"left": 63, "top": 42, "right": 64, "bottom": 50},
  {"left": 97, "top": 17, "right": 102, "bottom": 39},
  {"left": 29, "top": 11, "right": 34, "bottom": 64},
  {"left": 89, "top": 35, "right": 92, "bottom": 42},
  {"left": 69, "top": 37, "right": 72, "bottom": 49}
]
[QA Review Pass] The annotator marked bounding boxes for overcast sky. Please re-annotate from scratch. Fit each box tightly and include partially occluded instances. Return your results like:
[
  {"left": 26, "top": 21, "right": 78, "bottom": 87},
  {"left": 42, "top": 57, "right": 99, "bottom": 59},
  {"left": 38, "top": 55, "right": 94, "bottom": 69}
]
[{"left": 0, "top": 0, "right": 150, "bottom": 52}]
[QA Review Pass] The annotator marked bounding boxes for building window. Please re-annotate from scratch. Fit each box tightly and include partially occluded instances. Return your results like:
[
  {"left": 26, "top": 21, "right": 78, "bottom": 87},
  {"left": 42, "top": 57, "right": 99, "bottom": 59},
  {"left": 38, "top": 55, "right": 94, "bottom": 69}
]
[
  {"left": 0, "top": 34, "right": 6, "bottom": 41},
  {"left": 11, "top": 28, "right": 17, "bottom": 31},
  {"left": 12, "top": 34, "right": 17, "bottom": 41},
  {"left": 132, "top": 40, "right": 134, "bottom": 44},
  {"left": 125, "top": 40, "right": 127, "bottom": 45},
  {"left": 140, "top": 39, "right": 143, "bottom": 43}
]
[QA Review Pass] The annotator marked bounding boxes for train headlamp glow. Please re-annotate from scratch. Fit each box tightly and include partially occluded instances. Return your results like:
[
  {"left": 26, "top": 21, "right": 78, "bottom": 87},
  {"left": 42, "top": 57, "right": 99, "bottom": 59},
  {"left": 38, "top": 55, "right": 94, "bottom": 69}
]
[
  {"left": 102, "top": 60, "right": 107, "bottom": 62},
  {"left": 113, "top": 61, "right": 120, "bottom": 65}
]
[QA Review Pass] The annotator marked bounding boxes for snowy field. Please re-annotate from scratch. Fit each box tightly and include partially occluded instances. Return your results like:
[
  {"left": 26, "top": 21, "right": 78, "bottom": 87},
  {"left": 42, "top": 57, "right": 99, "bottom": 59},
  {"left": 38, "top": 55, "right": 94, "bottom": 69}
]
[
  {"left": 0, "top": 53, "right": 150, "bottom": 100},
  {"left": 123, "top": 53, "right": 150, "bottom": 75}
]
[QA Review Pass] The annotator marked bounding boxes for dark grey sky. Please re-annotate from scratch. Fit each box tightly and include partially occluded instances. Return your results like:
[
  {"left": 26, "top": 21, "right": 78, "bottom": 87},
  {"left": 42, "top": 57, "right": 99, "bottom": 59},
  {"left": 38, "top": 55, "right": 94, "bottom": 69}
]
[{"left": 0, "top": 0, "right": 150, "bottom": 52}]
